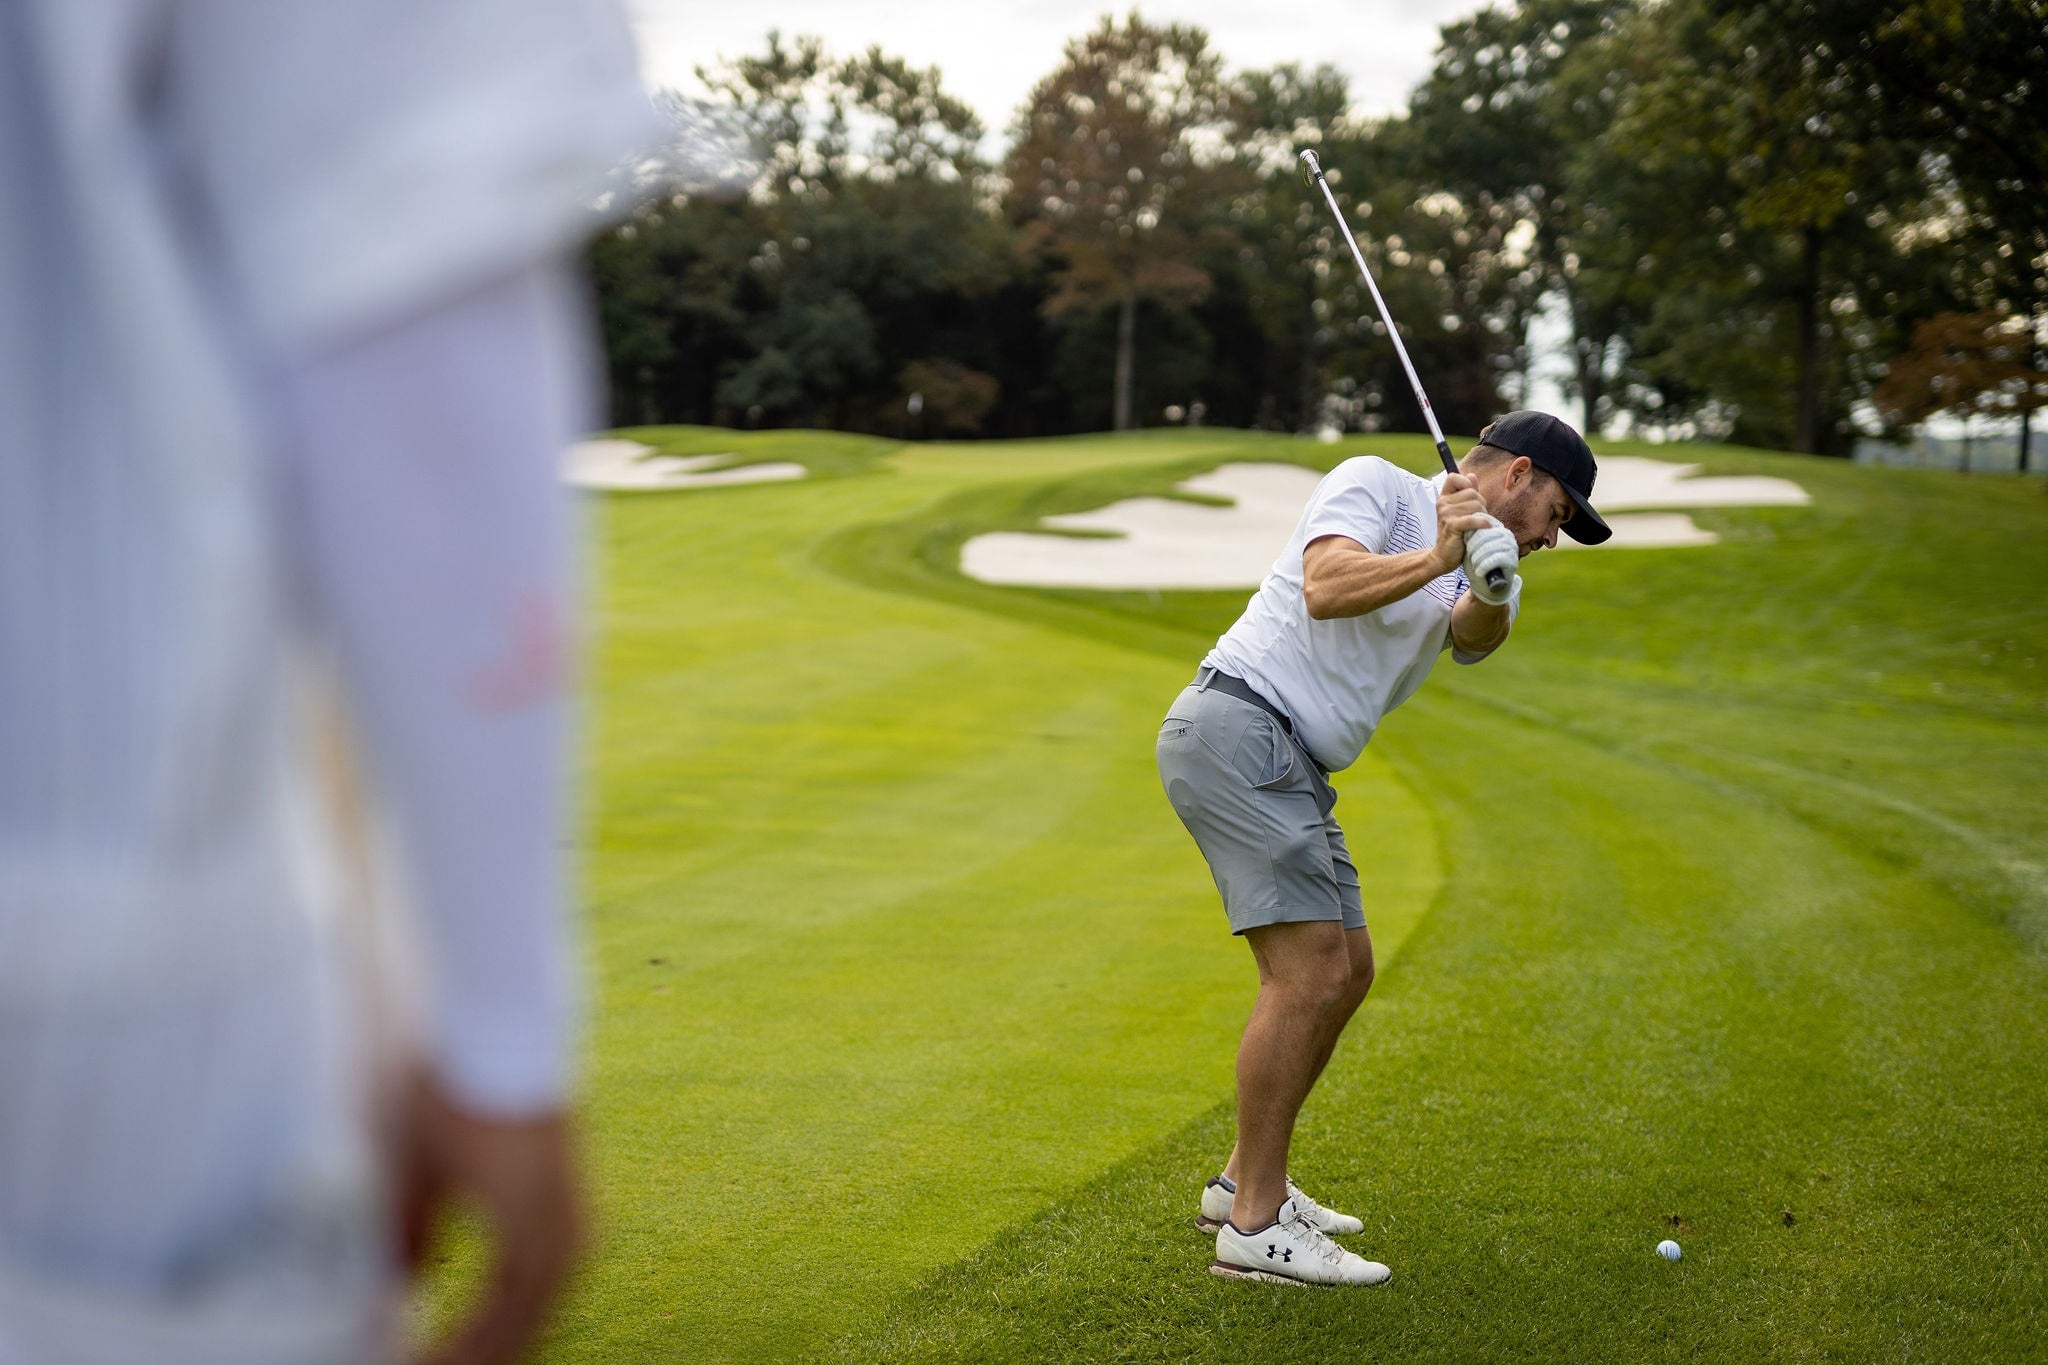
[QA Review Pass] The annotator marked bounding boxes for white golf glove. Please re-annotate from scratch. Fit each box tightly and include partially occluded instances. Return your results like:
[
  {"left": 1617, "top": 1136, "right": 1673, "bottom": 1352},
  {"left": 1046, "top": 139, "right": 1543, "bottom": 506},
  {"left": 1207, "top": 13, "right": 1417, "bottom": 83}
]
[{"left": 1463, "top": 519, "right": 1519, "bottom": 607}]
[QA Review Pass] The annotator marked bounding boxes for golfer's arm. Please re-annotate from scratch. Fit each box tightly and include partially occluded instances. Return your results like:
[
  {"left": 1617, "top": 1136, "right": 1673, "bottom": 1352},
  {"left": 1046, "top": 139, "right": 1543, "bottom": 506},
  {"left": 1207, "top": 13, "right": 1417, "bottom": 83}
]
[
  {"left": 1449, "top": 591, "right": 1512, "bottom": 659},
  {"left": 1302, "top": 536, "right": 1448, "bottom": 619}
]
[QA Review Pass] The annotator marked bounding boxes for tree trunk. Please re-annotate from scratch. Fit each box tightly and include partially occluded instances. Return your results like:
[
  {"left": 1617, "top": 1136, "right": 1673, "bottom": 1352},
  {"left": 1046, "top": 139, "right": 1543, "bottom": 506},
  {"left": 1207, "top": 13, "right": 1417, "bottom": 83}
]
[
  {"left": 1795, "top": 223, "right": 1823, "bottom": 455},
  {"left": 1557, "top": 272, "right": 1606, "bottom": 435},
  {"left": 1576, "top": 331, "right": 1609, "bottom": 435},
  {"left": 1114, "top": 281, "right": 1137, "bottom": 432}
]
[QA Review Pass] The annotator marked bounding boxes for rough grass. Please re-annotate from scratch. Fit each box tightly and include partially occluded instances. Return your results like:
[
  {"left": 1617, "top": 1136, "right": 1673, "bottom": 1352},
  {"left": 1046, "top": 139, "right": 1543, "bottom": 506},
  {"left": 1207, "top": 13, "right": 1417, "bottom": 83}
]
[{"left": 418, "top": 429, "right": 2048, "bottom": 1362}]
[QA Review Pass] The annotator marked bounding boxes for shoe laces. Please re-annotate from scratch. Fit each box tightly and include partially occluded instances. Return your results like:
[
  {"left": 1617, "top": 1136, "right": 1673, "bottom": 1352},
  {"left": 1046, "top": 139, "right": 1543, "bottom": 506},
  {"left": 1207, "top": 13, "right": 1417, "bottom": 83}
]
[
  {"left": 1285, "top": 1179, "right": 1324, "bottom": 1222},
  {"left": 1283, "top": 1201, "right": 1347, "bottom": 1266}
]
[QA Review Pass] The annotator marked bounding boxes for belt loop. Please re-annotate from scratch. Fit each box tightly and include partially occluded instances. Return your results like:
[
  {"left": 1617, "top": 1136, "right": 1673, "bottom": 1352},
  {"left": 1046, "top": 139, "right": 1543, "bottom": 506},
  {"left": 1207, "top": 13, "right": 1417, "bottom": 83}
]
[{"left": 1194, "top": 664, "right": 1217, "bottom": 690}]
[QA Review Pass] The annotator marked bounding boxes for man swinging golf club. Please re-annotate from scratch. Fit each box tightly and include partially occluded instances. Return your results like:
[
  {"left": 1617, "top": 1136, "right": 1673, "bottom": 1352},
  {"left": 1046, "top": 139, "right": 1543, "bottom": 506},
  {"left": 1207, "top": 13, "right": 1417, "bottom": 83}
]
[{"left": 1156, "top": 409, "right": 1611, "bottom": 1285}]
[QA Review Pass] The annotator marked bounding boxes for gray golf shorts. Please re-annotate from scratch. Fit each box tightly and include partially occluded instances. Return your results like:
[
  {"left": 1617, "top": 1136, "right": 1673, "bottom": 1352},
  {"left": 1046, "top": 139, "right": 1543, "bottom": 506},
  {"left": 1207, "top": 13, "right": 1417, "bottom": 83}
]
[{"left": 1155, "top": 680, "right": 1365, "bottom": 935}]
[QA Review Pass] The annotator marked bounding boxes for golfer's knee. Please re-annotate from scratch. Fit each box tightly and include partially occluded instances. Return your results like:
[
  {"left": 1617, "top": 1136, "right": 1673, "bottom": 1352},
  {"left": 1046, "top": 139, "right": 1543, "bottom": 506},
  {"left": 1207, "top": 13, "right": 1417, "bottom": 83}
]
[
  {"left": 1273, "top": 952, "right": 1351, "bottom": 1015},
  {"left": 1349, "top": 954, "right": 1375, "bottom": 1001}
]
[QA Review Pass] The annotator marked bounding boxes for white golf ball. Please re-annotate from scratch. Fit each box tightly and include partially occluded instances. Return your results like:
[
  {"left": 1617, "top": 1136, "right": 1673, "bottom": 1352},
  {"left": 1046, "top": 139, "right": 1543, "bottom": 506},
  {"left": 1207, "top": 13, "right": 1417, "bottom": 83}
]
[{"left": 1656, "top": 1239, "right": 1682, "bottom": 1261}]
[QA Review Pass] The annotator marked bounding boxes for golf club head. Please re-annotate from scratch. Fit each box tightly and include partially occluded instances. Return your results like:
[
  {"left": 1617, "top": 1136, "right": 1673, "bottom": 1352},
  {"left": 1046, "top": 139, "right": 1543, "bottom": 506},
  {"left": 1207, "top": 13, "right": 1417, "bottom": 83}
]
[{"left": 1298, "top": 148, "right": 1323, "bottom": 190}]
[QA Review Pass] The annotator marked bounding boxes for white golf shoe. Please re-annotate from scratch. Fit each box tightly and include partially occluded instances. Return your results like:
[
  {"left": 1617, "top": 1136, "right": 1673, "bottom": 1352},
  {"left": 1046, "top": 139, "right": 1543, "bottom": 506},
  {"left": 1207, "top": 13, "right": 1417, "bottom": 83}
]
[
  {"left": 1211, "top": 1196, "right": 1391, "bottom": 1287},
  {"left": 1196, "top": 1174, "right": 1365, "bottom": 1236}
]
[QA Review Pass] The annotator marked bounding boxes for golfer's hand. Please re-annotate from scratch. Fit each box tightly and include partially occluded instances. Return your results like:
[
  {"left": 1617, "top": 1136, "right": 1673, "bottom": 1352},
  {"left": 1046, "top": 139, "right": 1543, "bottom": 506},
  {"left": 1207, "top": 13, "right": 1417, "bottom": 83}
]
[
  {"left": 1463, "top": 521, "right": 1519, "bottom": 605},
  {"left": 399, "top": 1071, "right": 585, "bottom": 1365},
  {"left": 1434, "top": 473, "right": 1491, "bottom": 573}
]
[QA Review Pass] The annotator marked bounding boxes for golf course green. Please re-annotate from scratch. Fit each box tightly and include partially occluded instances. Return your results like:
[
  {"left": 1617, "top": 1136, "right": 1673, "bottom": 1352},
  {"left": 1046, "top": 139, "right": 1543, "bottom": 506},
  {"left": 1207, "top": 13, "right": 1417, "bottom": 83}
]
[{"left": 419, "top": 427, "right": 2048, "bottom": 1361}]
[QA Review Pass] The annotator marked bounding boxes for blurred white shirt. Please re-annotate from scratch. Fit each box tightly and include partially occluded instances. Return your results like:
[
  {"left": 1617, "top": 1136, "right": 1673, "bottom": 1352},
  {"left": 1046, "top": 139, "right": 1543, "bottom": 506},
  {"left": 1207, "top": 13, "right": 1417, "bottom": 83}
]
[{"left": 0, "top": 1, "right": 654, "bottom": 1359}]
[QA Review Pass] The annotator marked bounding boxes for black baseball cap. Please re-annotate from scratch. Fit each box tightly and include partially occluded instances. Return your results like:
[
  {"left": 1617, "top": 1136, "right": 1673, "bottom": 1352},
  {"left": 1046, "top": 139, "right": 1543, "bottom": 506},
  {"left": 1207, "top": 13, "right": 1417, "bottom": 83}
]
[{"left": 1475, "top": 410, "right": 1611, "bottom": 545}]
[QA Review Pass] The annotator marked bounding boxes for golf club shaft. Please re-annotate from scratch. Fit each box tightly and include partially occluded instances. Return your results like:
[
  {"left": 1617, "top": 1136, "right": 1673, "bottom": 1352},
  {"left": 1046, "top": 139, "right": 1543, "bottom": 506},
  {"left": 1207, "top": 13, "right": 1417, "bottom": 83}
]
[
  {"left": 1299, "top": 150, "right": 1458, "bottom": 479},
  {"left": 1301, "top": 149, "right": 1509, "bottom": 597}
]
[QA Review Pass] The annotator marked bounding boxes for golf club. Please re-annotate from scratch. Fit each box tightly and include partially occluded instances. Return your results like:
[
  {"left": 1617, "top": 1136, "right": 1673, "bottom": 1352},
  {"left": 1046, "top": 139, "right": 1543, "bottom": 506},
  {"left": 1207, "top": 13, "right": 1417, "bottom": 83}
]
[{"left": 1298, "top": 148, "right": 1508, "bottom": 595}]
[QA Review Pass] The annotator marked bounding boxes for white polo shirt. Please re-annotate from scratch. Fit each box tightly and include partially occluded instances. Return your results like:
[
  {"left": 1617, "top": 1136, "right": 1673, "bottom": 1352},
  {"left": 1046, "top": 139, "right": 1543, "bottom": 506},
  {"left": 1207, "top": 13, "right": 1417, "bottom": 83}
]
[{"left": 1203, "top": 457, "right": 1520, "bottom": 772}]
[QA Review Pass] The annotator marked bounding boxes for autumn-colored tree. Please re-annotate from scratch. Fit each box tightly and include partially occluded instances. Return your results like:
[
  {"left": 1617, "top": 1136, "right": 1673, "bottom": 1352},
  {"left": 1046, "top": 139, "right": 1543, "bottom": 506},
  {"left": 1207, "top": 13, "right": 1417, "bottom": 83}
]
[
  {"left": 1005, "top": 12, "right": 1243, "bottom": 430},
  {"left": 1874, "top": 310, "right": 2048, "bottom": 469},
  {"left": 898, "top": 358, "right": 1001, "bottom": 435}
]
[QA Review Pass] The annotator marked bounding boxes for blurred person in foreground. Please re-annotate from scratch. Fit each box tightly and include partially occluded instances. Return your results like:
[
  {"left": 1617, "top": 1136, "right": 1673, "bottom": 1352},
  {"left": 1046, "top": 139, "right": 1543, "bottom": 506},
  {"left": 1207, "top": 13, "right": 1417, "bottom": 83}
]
[{"left": 0, "top": 2, "right": 656, "bottom": 1361}]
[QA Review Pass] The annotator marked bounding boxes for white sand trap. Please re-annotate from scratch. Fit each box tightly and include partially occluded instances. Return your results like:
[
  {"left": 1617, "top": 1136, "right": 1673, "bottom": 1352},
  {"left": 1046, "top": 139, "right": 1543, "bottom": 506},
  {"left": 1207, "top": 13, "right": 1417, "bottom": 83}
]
[
  {"left": 961, "top": 456, "right": 1809, "bottom": 588},
  {"left": 1552, "top": 457, "right": 1807, "bottom": 551},
  {"left": 563, "top": 438, "right": 806, "bottom": 490},
  {"left": 1559, "top": 512, "right": 1721, "bottom": 550},
  {"left": 1589, "top": 456, "right": 1810, "bottom": 511},
  {"left": 962, "top": 463, "right": 1327, "bottom": 590}
]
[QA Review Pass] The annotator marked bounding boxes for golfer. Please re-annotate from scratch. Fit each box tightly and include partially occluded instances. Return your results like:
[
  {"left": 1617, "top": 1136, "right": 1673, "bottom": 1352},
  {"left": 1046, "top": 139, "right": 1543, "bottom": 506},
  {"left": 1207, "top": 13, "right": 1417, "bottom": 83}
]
[{"left": 1157, "top": 411, "right": 1611, "bottom": 1285}]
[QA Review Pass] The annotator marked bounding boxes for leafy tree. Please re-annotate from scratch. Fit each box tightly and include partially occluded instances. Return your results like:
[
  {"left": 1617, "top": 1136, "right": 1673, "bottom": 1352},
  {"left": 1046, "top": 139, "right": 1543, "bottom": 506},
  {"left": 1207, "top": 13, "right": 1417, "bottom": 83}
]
[
  {"left": 588, "top": 198, "right": 756, "bottom": 426},
  {"left": 1407, "top": 0, "right": 1634, "bottom": 430},
  {"left": 1311, "top": 116, "right": 1541, "bottom": 437},
  {"left": 1005, "top": 12, "right": 1244, "bottom": 430},
  {"left": 1223, "top": 63, "right": 1356, "bottom": 431},
  {"left": 1589, "top": 0, "right": 1933, "bottom": 451},
  {"left": 594, "top": 34, "right": 1004, "bottom": 429},
  {"left": 1768, "top": 0, "right": 2048, "bottom": 468}
]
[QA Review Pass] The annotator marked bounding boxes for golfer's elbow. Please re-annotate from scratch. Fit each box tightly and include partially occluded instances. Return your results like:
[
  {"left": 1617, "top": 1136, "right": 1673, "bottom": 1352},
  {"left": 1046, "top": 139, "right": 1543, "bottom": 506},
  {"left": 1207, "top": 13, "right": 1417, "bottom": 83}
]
[
  {"left": 1301, "top": 562, "right": 1348, "bottom": 619},
  {"left": 1304, "top": 578, "right": 1358, "bottom": 620},
  {"left": 1450, "top": 621, "right": 1509, "bottom": 661}
]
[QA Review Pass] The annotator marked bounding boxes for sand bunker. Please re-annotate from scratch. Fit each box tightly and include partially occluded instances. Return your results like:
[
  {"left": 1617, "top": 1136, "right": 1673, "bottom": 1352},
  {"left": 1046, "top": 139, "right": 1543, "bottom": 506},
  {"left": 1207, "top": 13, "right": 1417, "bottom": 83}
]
[
  {"left": 1550, "top": 456, "right": 1807, "bottom": 551},
  {"left": 1585, "top": 456, "right": 1810, "bottom": 512},
  {"left": 961, "top": 456, "right": 1808, "bottom": 589},
  {"left": 563, "top": 439, "right": 807, "bottom": 490},
  {"left": 1560, "top": 512, "right": 1720, "bottom": 550},
  {"left": 962, "top": 464, "right": 1326, "bottom": 590}
]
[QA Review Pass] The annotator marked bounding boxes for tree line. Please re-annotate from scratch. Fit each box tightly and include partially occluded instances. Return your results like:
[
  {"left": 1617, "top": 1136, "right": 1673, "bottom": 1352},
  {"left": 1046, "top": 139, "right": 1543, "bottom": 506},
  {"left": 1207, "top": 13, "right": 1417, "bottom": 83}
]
[{"left": 591, "top": 0, "right": 2048, "bottom": 462}]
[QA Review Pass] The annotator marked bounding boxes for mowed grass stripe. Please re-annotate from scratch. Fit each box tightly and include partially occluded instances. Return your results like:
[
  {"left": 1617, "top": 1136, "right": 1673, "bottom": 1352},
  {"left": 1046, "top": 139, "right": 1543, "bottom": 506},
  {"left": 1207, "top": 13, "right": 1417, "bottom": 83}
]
[{"left": 837, "top": 689, "right": 2048, "bottom": 1361}]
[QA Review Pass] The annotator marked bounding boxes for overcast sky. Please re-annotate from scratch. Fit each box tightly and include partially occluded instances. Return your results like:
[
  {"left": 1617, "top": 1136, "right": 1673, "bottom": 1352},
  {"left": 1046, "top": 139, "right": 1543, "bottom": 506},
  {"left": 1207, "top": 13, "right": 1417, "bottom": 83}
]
[{"left": 625, "top": 1, "right": 1496, "bottom": 134}]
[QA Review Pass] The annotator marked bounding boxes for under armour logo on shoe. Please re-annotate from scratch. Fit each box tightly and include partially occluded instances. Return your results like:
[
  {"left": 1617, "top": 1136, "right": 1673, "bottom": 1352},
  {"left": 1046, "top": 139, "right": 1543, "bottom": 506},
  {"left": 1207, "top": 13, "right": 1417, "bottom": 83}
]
[{"left": 1266, "top": 1245, "right": 1292, "bottom": 1262}]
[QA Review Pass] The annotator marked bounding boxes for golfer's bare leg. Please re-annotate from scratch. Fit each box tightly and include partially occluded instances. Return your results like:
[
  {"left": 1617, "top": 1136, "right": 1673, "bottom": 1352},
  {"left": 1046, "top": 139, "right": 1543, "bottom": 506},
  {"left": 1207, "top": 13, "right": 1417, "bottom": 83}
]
[
  {"left": 1308, "top": 927, "right": 1375, "bottom": 1087},
  {"left": 1225, "top": 920, "right": 1355, "bottom": 1230},
  {"left": 1224, "top": 926, "right": 1374, "bottom": 1192}
]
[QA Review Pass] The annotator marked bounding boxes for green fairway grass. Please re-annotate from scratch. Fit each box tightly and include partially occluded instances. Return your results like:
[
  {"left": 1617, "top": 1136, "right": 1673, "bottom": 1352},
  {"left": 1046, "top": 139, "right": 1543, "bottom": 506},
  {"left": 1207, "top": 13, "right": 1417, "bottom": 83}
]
[{"left": 419, "top": 428, "right": 2047, "bottom": 1361}]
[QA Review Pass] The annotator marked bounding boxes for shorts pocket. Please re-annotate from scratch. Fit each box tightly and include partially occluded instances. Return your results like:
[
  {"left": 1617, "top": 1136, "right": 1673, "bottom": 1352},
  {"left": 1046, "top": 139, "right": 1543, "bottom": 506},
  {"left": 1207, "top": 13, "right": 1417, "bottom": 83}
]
[{"left": 1230, "top": 712, "right": 1295, "bottom": 790}]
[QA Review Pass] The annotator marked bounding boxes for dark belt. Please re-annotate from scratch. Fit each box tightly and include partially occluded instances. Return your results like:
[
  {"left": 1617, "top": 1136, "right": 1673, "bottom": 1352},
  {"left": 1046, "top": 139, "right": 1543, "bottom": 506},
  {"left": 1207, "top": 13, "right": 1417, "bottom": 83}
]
[{"left": 1193, "top": 665, "right": 1326, "bottom": 774}]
